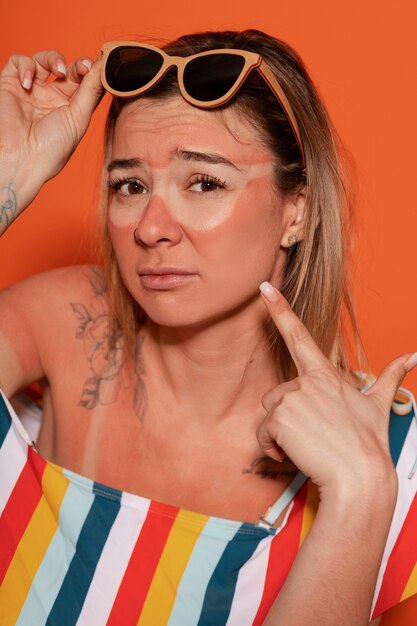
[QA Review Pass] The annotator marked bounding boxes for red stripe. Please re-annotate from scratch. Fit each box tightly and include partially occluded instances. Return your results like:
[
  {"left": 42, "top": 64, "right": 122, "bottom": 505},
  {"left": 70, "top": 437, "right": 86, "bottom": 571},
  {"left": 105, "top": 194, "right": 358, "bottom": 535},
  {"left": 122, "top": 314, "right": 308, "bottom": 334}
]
[
  {"left": 372, "top": 493, "right": 417, "bottom": 617},
  {"left": 0, "top": 447, "right": 46, "bottom": 584},
  {"left": 106, "top": 501, "right": 179, "bottom": 625},
  {"left": 252, "top": 484, "right": 309, "bottom": 626}
]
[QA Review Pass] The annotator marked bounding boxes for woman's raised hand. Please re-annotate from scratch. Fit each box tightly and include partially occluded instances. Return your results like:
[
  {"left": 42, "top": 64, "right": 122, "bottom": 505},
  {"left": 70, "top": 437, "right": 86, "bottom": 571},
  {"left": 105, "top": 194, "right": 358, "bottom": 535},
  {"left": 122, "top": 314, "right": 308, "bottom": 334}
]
[
  {"left": 0, "top": 50, "right": 103, "bottom": 220},
  {"left": 257, "top": 281, "right": 416, "bottom": 500}
]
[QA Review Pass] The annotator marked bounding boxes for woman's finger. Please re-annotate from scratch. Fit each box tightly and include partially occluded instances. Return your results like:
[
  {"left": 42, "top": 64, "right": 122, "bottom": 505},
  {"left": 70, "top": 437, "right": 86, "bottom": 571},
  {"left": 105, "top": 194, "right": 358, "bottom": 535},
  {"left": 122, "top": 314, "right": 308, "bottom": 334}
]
[
  {"left": 2, "top": 51, "right": 67, "bottom": 89},
  {"left": 3, "top": 54, "right": 36, "bottom": 89},
  {"left": 262, "top": 379, "right": 299, "bottom": 411},
  {"left": 256, "top": 404, "right": 287, "bottom": 461},
  {"left": 366, "top": 353, "right": 416, "bottom": 409},
  {"left": 259, "top": 281, "right": 330, "bottom": 375},
  {"left": 66, "top": 57, "right": 94, "bottom": 85},
  {"left": 67, "top": 57, "right": 104, "bottom": 124},
  {"left": 31, "top": 50, "right": 67, "bottom": 81}
]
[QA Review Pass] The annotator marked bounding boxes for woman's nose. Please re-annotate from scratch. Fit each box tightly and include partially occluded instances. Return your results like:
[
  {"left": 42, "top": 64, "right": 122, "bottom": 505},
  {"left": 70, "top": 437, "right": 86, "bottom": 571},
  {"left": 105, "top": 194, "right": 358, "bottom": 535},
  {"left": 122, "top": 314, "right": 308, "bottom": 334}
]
[{"left": 133, "top": 194, "right": 183, "bottom": 248}]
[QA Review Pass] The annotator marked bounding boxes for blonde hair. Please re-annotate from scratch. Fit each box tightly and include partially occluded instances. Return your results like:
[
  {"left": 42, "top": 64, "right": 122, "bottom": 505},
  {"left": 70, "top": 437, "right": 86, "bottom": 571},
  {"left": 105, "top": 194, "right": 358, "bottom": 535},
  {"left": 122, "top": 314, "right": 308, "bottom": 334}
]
[{"left": 101, "top": 29, "right": 364, "bottom": 379}]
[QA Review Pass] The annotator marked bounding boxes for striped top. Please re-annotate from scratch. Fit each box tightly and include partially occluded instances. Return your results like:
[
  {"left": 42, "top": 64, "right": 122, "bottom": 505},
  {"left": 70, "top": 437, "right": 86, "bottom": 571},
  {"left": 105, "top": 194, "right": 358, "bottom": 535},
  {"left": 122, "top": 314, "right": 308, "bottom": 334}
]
[{"left": 1, "top": 389, "right": 416, "bottom": 626}]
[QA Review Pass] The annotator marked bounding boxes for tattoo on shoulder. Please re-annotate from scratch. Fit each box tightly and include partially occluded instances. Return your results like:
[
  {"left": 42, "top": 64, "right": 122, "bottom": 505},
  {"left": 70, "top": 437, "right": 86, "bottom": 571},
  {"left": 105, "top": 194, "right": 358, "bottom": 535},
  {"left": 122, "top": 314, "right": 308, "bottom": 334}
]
[
  {"left": 0, "top": 184, "right": 17, "bottom": 234},
  {"left": 70, "top": 267, "right": 147, "bottom": 419},
  {"left": 243, "top": 456, "right": 298, "bottom": 480}
]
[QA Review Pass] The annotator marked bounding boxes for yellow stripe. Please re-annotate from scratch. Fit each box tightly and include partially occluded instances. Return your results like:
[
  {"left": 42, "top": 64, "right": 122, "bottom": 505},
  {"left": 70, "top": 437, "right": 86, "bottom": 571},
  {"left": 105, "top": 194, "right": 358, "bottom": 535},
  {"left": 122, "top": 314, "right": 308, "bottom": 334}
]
[
  {"left": 299, "top": 481, "right": 319, "bottom": 545},
  {"left": 0, "top": 463, "right": 69, "bottom": 626},
  {"left": 137, "top": 511, "right": 208, "bottom": 626},
  {"left": 402, "top": 561, "right": 417, "bottom": 601}
]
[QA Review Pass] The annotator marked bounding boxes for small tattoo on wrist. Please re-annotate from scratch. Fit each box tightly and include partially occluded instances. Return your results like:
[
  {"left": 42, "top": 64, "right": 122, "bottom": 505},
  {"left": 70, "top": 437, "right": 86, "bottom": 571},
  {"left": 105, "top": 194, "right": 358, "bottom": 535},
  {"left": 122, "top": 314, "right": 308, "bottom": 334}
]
[{"left": 0, "top": 183, "right": 17, "bottom": 234}]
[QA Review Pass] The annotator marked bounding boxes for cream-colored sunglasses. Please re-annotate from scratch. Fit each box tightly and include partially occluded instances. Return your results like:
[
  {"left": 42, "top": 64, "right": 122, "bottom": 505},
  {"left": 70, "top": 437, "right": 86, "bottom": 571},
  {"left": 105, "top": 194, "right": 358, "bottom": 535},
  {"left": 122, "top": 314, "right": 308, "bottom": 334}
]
[{"left": 101, "top": 41, "right": 305, "bottom": 167}]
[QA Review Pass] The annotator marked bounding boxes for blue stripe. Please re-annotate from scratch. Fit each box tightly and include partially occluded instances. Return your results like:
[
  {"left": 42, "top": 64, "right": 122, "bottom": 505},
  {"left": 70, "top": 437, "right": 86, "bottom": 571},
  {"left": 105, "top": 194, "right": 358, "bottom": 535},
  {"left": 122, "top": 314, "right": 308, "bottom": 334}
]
[
  {"left": 389, "top": 405, "right": 415, "bottom": 467},
  {"left": 196, "top": 524, "right": 270, "bottom": 626},
  {"left": 16, "top": 479, "right": 95, "bottom": 626},
  {"left": 0, "top": 392, "right": 12, "bottom": 448},
  {"left": 168, "top": 518, "right": 240, "bottom": 626},
  {"left": 45, "top": 481, "right": 121, "bottom": 626}
]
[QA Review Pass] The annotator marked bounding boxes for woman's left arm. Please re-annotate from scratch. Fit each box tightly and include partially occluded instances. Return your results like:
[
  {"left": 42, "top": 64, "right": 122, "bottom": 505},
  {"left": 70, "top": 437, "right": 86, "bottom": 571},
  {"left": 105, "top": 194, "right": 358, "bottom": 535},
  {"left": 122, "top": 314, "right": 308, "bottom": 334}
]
[{"left": 257, "top": 283, "right": 415, "bottom": 626}]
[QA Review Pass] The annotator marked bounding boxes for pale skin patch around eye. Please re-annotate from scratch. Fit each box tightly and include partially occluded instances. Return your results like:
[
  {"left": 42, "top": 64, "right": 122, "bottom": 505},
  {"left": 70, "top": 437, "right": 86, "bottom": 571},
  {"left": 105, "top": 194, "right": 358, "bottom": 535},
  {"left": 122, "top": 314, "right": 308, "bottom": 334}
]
[{"left": 106, "top": 165, "right": 278, "bottom": 232}]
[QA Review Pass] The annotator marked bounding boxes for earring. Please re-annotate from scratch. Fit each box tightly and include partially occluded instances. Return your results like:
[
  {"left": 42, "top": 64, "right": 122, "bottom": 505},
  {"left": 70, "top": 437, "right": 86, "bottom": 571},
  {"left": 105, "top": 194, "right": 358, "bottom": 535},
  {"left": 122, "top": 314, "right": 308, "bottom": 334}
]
[
  {"left": 133, "top": 228, "right": 140, "bottom": 244},
  {"left": 288, "top": 234, "right": 298, "bottom": 246}
]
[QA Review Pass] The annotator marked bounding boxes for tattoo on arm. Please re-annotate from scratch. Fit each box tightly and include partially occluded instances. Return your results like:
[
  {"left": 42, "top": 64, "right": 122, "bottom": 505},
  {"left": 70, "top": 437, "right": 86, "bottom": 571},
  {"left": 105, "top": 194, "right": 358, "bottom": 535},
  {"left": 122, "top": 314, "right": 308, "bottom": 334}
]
[
  {"left": 243, "top": 456, "right": 298, "bottom": 480},
  {"left": 71, "top": 267, "right": 147, "bottom": 419},
  {"left": 0, "top": 184, "right": 17, "bottom": 234}
]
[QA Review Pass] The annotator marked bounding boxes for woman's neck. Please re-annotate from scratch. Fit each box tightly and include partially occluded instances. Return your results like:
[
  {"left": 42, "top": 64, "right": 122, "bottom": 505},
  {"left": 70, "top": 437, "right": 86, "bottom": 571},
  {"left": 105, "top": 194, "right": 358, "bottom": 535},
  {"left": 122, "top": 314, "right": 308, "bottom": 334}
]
[{"left": 140, "top": 304, "right": 281, "bottom": 424}]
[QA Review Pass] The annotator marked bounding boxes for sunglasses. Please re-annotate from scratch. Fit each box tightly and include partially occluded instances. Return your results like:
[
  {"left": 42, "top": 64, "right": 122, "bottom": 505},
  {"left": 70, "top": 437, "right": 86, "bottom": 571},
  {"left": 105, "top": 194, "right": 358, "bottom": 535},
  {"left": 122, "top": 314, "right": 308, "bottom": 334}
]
[{"left": 100, "top": 42, "right": 305, "bottom": 167}]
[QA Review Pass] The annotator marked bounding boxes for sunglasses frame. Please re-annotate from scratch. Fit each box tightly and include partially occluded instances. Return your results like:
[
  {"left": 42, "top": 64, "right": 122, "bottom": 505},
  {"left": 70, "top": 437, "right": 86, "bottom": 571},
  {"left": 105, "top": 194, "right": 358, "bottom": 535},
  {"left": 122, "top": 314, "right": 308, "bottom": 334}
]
[{"left": 101, "top": 41, "right": 305, "bottom": 167}]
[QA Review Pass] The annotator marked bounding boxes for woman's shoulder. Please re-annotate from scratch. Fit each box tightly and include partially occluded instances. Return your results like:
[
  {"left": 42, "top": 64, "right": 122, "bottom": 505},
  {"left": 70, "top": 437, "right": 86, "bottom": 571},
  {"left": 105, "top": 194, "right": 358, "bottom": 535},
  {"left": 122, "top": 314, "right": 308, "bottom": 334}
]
[
  {"left": 0, "top": 265, "right": 111, "bottom": 395},
  {"left": 1, "top": 264, "right": 108, "bottom": 302}
]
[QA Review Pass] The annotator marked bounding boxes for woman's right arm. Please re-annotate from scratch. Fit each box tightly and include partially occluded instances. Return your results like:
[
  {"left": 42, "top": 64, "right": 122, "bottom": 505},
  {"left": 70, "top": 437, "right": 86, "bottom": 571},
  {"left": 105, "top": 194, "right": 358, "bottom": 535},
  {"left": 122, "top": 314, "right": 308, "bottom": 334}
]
[
  {"left": 0, "top": 49, "right": 103, "bottom": 393},
  {"left": 0, "top": 49, "right": 103, "bottom": 234}
]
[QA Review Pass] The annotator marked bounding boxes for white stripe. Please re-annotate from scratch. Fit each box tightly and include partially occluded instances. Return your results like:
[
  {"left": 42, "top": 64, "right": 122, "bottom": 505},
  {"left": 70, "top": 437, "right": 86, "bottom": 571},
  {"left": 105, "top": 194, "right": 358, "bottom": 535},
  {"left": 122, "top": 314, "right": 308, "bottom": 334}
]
[
  {"left": 75, "top": 492, "right": 151, "bottom": 625},
  {"left": 1, "top": 391, "right": 34, "bottom": 447},
  {"left": 0, "top": 403, "right": 28, "bottom": 515},
  {"left": 225, "top": 534, "right": 274, "bottom": 626},
  {"left": 16, "top": 479, "right": 95, "bottom": 626},
  {"left": 371, "top": 415, "right": 417, "bottom": 615}
]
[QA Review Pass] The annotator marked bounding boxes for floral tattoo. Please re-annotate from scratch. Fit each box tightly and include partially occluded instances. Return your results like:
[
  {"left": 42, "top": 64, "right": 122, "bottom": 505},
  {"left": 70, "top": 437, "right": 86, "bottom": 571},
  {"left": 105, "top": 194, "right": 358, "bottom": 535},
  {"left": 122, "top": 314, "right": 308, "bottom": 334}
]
[{"left": 71, "top": 267, "right": 147, "bottom": 419}]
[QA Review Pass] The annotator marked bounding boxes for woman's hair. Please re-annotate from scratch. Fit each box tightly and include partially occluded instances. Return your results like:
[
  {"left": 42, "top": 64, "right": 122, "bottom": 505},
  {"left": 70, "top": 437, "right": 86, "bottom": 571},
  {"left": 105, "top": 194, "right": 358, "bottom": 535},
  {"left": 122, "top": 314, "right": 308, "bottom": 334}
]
[{"left": 101, "top": 29, "right": 363, "bottom": 379}]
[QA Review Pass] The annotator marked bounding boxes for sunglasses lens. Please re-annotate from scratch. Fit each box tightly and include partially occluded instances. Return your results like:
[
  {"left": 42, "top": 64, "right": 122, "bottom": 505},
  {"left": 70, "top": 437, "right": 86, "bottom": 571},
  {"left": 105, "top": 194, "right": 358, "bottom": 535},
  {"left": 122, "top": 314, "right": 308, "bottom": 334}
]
[
  {"left": 105, "top": 46, "right": 164, "bottom": 92},
  {"left": 183, "top": 53, "right": 246, "bottom": 101}
]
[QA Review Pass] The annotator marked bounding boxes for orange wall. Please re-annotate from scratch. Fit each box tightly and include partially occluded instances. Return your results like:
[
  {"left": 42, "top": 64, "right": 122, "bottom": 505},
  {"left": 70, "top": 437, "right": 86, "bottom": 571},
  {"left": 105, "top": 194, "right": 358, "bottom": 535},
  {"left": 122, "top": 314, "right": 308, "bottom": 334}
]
[{"left": 1, "top": 1, "right": 416, "bottom": 622}]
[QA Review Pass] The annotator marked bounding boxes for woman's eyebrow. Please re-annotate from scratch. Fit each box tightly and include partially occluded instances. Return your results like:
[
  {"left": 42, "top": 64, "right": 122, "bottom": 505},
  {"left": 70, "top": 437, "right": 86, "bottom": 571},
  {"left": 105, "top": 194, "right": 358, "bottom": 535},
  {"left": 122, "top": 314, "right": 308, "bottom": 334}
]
[
  {"left": 107, "top": 158, "right": 142, "bottom": 173},
  {"left": 173, "top": 149, "right": 241, "bottom": 171}
]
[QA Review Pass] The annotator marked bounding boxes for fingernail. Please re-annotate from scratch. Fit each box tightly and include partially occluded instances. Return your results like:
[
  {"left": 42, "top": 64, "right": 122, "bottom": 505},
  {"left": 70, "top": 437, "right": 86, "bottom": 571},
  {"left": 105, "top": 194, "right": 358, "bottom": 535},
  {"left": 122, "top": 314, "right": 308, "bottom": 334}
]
[
  {"left": 259, "top": 281, "right": 280, "bottom": 303},
  {"left": 22, "top": 71, "right": 32, "bottom": 90},
  {"left": 405, "top": 352, "right": 417, "bottom": 372},
  {"left": 56, "top": 60, "right": 67, "bottom": 76},
  {"left": 81, "top": 58, "right": 93, "bottom": 71}
]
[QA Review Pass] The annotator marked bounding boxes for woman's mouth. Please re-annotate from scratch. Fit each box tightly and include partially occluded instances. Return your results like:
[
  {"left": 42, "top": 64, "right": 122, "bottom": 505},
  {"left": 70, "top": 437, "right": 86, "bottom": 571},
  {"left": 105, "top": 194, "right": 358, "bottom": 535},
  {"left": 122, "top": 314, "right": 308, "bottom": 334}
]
[{"left": 138, "top": 267, "right": 197, "bottom": 290}]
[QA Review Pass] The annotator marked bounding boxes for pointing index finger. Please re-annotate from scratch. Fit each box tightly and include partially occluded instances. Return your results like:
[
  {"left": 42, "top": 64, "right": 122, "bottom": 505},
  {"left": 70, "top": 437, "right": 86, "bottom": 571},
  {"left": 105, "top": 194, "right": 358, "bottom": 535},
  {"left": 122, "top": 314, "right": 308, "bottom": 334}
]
[{"left": 259, "top": 281, "right": 330, "bottom": 375}]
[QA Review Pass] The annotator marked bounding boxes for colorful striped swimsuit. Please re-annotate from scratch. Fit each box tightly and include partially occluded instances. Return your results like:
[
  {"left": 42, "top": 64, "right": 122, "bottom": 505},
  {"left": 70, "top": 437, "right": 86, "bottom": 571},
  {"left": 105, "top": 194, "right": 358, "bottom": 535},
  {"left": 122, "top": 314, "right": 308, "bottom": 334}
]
[{"left": 1, "top": 388, "right": 416, "bottom": 625}]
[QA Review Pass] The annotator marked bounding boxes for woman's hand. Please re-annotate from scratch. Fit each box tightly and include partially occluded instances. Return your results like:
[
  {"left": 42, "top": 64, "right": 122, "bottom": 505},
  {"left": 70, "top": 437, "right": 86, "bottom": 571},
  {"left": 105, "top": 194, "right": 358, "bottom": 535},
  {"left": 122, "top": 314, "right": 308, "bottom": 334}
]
[
  {"left": 0, "top": 49, "right": 103, "bottom": 226},
  {"left": 257, "top": 281, "right": 416, "bottom": 501},
  {"left": 259, "top": 281, "right": 417, "bottom": 625}
]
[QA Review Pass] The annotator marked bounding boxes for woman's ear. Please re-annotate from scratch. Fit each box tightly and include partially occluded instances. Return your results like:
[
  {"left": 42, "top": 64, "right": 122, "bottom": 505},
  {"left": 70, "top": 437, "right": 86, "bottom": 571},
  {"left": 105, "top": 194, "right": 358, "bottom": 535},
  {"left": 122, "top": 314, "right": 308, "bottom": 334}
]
[{"left": 280, "top": 190, "right": 306, "bottom": 248}]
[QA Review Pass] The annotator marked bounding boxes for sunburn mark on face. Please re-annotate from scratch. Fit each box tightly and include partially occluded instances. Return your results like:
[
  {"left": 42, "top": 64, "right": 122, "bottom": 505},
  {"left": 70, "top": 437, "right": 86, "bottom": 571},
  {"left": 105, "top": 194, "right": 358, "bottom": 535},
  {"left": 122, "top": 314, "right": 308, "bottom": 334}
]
[
  {"left": 106, "top": 96, "right": 294, "bottom": 330},
  {"left": 107, "top": 97, "right": 281, "bottom": 232}
]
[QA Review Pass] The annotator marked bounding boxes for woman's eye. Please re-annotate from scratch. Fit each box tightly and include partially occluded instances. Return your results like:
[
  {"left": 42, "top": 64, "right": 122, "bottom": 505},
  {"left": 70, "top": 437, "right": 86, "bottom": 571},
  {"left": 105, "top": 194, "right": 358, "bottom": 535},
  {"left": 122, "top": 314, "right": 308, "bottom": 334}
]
[
  {"left": 189, "top": 176, "right": 225, "bottom": 193},
  {"left": 108, "top": 178, "right": 147, "bottom": 196}
]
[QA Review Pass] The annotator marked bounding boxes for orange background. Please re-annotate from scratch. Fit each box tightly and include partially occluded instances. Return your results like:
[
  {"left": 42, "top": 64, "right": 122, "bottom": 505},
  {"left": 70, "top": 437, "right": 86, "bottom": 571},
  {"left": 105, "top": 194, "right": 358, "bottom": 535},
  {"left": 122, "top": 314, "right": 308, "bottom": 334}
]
[{"left": 0, "top": 1, "right": 416, "bottom": 622}]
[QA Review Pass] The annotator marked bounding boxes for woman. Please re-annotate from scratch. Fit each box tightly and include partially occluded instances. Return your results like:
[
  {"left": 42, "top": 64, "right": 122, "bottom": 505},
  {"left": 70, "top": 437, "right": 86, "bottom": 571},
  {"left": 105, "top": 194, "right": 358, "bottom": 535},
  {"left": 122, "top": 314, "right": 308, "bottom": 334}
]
[{"left": 0, "top": 29, "right": 416, "bottom": 626}]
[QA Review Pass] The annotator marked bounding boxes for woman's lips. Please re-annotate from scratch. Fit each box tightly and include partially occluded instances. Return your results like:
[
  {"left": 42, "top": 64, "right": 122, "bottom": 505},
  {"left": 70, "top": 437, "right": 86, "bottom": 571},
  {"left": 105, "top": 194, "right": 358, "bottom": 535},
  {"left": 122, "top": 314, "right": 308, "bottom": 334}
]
[{"left": 139, "top": 269, "right": 197, "bottom": 290}]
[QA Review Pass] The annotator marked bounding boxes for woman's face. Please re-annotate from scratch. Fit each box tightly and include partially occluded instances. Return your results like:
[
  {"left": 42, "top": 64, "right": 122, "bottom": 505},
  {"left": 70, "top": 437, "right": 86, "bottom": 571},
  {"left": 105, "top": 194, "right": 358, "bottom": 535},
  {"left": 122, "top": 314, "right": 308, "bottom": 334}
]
[{"left": 107, "top": 96, "right": 301, "bottom": 328}]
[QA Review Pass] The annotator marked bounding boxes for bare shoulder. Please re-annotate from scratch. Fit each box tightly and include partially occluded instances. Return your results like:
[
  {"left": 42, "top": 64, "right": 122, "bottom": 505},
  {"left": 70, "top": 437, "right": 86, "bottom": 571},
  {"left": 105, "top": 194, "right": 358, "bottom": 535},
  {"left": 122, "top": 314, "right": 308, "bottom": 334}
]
[
  {"left": 1, "top": 264, "right": 108, "bottom": 304},
  {"left": 0, "top": 265, "right": 110, "bottom": 395}
]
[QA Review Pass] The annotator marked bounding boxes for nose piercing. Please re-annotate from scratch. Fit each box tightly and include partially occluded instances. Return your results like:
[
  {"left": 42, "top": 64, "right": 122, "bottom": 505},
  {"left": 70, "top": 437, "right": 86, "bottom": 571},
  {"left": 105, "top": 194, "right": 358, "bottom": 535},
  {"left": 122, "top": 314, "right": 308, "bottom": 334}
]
[{"left": 133, "top": 228, "right": 140, "bottom": 244}]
